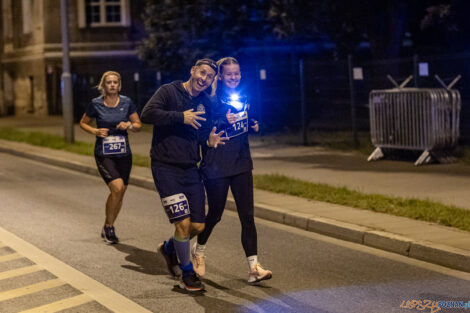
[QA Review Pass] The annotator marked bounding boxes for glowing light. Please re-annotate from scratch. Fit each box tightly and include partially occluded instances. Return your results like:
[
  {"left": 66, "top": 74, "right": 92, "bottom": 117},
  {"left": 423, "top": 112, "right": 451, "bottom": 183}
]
[
  {"left": 230, "top": 93, "right": 239, "bottom": 101},
  {"left": 228, "top": 93, "right": 244, "bottom": 111}
]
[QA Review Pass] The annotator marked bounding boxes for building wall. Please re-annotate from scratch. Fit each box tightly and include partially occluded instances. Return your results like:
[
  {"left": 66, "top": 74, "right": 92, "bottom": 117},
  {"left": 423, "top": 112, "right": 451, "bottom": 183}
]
[
  {"left": 1, "top": 0, "right": 47, "bottom": 116},
  {"left": 1, "top": 0, "right": 146, "bottom": 117}
]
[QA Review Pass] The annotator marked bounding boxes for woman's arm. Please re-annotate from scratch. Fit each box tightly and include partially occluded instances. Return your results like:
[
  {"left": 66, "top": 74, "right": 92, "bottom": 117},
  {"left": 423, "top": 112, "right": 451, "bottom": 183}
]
[
  {"left": 79, "top": 113, "right": 108, "bottom": 138},
  {"left": 116, "top": 112, "right": 142, "bottom": 132}
]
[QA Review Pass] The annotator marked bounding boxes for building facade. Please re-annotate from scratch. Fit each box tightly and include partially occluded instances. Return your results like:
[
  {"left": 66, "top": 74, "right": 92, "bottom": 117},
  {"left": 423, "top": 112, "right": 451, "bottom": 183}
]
[{"left": 0, "top": 0, "right": 147, "bottom": 117}]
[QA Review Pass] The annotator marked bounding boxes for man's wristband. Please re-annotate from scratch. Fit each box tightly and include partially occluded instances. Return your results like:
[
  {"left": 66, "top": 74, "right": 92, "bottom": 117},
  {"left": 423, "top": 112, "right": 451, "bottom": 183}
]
[{"left": 206, "top": 139, "right": 211, "bottom": 147}]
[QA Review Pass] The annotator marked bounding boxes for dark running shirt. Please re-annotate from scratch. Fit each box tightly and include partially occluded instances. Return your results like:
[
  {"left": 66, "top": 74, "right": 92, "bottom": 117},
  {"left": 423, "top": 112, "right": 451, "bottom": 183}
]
[
  {"left": 200, "top": 89, "right": 254, "bottom": 179},
  {"left": 140, "top": 81, "right": 212, "bottom": 168},
  {"left": 85, "top": 95, "right": 136, "bottom": 157}
]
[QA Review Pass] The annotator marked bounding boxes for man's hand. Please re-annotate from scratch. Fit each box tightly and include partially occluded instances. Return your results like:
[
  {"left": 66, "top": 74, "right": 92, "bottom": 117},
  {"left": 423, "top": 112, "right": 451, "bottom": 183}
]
[
  {"left": 208, "top": 127, "right": 229, "bottom": 148},
  {"left": 226, "top": 109, "right": 236, "bottom": 124},
  {"left": 251, "top": 120, "right": 259, "bottom": 132},
  {"left": 94, "top": 128, "right": 109, "bottom": 138},
  {"left": 184, "top": 109, "right": 206, "bottom": 129}
]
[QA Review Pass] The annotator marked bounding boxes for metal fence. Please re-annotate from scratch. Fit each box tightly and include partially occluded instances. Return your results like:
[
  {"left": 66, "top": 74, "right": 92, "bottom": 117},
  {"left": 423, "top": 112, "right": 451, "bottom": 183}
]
[
  {"left": 368, "top": 87, "right": 461, "bottom": 165},
  {"left": 68, "top": 52, "right": 470, "bottom": 145}
]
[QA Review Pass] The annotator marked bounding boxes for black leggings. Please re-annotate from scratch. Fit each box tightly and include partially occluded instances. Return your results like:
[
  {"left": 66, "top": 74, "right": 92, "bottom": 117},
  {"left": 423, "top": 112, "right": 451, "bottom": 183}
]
[{"left": 198, "top": 171, "right": 257, "bottom": 257}]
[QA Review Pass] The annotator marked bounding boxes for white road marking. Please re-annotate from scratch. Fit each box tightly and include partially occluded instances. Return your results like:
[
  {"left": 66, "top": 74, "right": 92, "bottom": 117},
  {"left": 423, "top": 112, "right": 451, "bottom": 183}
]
[
  {"left": 0, "top": 226, "right": 152, "bottom": 313},
  {"left": 19, "top": 294, "right": 93, "bottom": 313}
]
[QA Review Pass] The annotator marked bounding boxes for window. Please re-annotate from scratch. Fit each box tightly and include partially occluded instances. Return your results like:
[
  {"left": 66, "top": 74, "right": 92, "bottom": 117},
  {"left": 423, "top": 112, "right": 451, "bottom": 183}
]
[{"left": 78, "top": 0, "right": 130, "bottom": 28}]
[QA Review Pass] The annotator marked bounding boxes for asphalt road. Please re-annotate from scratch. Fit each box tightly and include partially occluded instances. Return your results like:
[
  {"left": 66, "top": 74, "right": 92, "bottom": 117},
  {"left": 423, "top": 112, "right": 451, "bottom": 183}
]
[{"left": 1, "top": 152, "right": 470, "bottom": 313}]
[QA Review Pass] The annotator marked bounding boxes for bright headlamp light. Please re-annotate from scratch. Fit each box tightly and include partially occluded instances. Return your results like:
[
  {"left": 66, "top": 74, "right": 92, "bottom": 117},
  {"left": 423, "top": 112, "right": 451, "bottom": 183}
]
[{"left": 228, "top": 93, "right": 244, "bottom": 111}]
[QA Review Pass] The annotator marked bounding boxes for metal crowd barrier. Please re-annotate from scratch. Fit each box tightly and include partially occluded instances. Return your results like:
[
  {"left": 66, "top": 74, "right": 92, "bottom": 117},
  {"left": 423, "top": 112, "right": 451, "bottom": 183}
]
[{"left": 368, "top": 83, "right": 461, "bottom": 166}]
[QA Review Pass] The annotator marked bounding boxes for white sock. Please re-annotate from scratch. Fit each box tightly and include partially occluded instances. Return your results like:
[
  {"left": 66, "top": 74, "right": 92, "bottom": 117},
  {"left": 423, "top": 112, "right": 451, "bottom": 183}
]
[
  {"left": 195, "top": 243, "right": 206, "bottom": 256},
  {"left": 247, "top": 255, "right": 258, "bottom": 271}
]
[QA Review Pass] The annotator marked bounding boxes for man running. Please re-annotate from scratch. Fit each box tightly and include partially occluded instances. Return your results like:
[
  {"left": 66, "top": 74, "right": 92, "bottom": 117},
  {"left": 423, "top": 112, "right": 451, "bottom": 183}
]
[{"left": 140, "top": 58, "right": 226, "bottom": 291}]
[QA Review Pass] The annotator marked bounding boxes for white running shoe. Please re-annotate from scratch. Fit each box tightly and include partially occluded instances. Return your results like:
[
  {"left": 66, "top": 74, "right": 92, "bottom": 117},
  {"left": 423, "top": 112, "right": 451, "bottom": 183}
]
[
  {"left": 248, "top": 263, "right": 272, "bottom": 284},
  {"left": 191, "top": 243, "right": 206, "bottom": 277}
]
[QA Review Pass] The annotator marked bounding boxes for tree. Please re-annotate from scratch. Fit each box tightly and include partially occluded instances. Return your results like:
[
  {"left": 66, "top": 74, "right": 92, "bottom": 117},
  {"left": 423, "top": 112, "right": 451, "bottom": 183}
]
[
  {"left": 268, "top": 0, "right": 412, "bottom": 59},
  {"left": 138, "top": 0, "right": 270, "bottom": 75}
]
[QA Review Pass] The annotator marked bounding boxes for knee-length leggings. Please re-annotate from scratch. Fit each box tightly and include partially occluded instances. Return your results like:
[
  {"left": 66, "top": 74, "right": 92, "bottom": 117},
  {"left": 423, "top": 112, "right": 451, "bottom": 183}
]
[{"left": 197, "top": 171, "right": 257, "bottom": 257}]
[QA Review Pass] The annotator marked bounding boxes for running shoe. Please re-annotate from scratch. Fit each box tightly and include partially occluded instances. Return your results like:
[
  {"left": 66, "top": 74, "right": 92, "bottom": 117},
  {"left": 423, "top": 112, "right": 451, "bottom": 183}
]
[
  {"left": 158, "top": 242, "right": 182, "bottom": 277},
  {"left": 179, "top": 271, "right": 204, "bottom": 292},
  {"left": 101, "top": 225, "right": 119, "bottom": 244},
  {"left": 191, "top": 243, "right": 206, "bottom": 277},
  {"left": 247, "top": 263, "right": 272, "bottom": 284}
]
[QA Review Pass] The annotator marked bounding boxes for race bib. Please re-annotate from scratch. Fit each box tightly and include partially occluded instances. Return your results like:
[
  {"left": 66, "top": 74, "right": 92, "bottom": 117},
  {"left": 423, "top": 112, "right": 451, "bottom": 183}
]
[
  {"left": 225, "top": 111, "right": 248, "bottom": 138},
  {"left": 102, "top": 135, "right": 127, "bottom": 155},
  {"left": 161, "top": 193, "right": 190, "bottom": 221}
]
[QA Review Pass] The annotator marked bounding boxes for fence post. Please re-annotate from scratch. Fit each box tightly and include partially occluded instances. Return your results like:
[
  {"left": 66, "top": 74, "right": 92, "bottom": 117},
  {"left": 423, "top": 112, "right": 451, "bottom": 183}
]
[
  {"left": 299, "top": 58, "right": 307, "bottom": 145},
  {"left": 413, "top": 54, "right": 419, "bottom": 87},
  {"left": 60, "top": 0, "right": 74, "bottom": 143},
  {"left": 256, "top": 64, "right": 264, "bottom": 133},
  {"left": 348, "top": 54, "right": 358, "bottom": 148}
]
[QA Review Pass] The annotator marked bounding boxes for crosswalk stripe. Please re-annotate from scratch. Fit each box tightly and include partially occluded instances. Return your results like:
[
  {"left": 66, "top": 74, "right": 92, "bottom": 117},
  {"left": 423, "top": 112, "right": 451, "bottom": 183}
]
[
  {"left": 18, "top": 294, "right": 93, "bottom": 313},
  {"left": 0, "top": 252, "right": 23, "bottom": 263},
  {"left": 0, "top": 278, "right": 65, "bottom": 302},
  {"left": 0, "top": 265, "right": 42, "bottom": 280},
  {"left": 0, "top": 226, "right": 152, "bottom": 313}
]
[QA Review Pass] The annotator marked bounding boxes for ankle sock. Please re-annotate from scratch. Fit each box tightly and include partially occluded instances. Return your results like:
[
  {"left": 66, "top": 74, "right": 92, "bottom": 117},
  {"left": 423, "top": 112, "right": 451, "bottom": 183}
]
[
  {"left": 247, "top": 255, "right": 258, "bottom": 271},
  {"left": 195, "top": 243, "right": 206, "bottom": 255}
]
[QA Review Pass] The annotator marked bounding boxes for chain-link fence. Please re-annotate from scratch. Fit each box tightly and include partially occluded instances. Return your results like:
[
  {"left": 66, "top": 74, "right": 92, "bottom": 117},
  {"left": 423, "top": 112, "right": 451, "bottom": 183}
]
[{"left": 70, "top": 52, "right": 470, "bottom": 143}]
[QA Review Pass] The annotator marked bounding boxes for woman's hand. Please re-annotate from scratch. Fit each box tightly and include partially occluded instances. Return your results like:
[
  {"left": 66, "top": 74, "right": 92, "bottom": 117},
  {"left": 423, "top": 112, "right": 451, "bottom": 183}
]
[
  {"left": 94, "top": 128, "right": 109, "bottom": 138},
  {"left": 116, "top": 121, "right": 131, "bottom": 130},
  {"left": 251, "top": 120, "right": 259, "bottom": 132},
  {"left": 226, "top": 109, "right": 236, "bottom": 124}
]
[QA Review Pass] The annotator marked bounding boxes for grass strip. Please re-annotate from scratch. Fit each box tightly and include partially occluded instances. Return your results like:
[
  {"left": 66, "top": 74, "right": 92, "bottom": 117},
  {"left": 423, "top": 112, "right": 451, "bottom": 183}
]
[
  {"left": 2, "top": 127, "right": 470, "bottom": 232},
  {"left": 254, "top": 173, "right": 470, "bottom": 232},
  {"left": 0, "top": 127, "right": 151, "bottom": 167}
]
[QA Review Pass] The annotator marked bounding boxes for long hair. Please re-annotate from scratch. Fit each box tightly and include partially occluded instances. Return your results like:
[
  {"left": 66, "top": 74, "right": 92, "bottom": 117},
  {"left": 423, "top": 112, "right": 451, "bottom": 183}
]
[
  {"left": 210, "top": 57, "right": 239, "bottom": 97},
  {"left": 97, "top": 71, "right": 121, "bottom": 97}
]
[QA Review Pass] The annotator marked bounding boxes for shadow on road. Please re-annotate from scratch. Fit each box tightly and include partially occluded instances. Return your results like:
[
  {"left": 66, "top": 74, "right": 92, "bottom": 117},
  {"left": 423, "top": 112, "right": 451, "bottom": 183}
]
[{"left": 112, "top": 243, "right": 167, "bottom": 276}]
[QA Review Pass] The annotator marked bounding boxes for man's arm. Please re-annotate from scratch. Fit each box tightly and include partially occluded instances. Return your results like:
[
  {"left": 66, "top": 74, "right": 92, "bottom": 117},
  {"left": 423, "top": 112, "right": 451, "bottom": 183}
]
[{"left": 140, "top": 86, "right": 184, "bottom": 125}]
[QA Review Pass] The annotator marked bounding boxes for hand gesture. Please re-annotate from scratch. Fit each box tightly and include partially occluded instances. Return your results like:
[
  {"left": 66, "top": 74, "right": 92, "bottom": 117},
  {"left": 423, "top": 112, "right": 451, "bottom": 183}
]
[
  {"left": 116, "top": 121, "right": 131, "bottom": 130},
  {"left": 208, "top": 127, "right": 229, "bottom": 148},
  {"left": 95, "top": 128, "right": 109, "bottom": 138},
  {"left": 226, "top": 109, "right": 236, "bottom": 124},
  {"left": 184, "top": 109, "right": 206, "bottom": 129},
  {"left": 251, "top": 120, "right": 259, "bottom": 132}
]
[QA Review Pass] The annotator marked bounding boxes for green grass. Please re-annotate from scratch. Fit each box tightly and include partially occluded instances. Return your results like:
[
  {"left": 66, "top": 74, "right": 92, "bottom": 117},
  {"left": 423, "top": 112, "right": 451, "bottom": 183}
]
[
  {"left": 2, "top": 127, "right": 470, "bottom": 231},
  {"left": 0, "top": 127, "right": 151, "bottom": 167},
  {"left": 254, "top": 174, "right": 470, "bottom": 232}
]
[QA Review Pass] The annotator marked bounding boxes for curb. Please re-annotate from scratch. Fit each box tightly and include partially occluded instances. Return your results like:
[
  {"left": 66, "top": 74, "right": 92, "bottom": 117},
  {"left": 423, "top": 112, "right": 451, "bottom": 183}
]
[{"left": 2, "top": 142, "right": 470, "bottom": 273}]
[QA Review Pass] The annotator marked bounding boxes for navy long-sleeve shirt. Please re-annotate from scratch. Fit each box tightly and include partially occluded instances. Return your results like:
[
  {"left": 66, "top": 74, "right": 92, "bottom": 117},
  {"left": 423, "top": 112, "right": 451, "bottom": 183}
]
[
  {"left": 200, "top": 89, "right": 255, "bottom": 179},
  {"left": 140, "top": 81, "right": 212, "bottom": 168}
]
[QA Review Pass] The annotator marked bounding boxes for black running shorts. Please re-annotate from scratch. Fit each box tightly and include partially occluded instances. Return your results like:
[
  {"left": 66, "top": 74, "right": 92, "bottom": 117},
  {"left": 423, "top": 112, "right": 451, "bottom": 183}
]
[{"left": 95, "top": 154, "right": 132, "bottom": 185}]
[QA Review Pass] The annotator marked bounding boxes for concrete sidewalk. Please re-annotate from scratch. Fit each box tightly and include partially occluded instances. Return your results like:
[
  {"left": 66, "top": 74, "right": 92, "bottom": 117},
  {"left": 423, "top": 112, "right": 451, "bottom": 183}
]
[{"left": 1, "top": 117, "right": 470, "bottom": 273}]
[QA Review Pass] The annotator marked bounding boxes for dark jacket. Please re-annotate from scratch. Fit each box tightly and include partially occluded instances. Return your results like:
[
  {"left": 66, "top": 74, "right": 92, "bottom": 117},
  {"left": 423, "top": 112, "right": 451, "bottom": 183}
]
[
  {"left": 140, "top": 81, "right": 212, "bottom": 168},
  {"left": 200, "top": 88, "right": 254, "bottom": 179}
]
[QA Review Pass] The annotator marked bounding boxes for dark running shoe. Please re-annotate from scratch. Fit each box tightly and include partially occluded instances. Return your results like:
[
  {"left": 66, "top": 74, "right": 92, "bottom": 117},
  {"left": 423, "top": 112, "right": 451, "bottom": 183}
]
[
  {"left": 158, "top": 242, "right": 182, "bottom": 277},
  {"left": 101, "top": 225, "right": 119, "bottom": 244},
  {"left": 179, "top": 271, "right": 204, "bottom": 292}
]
